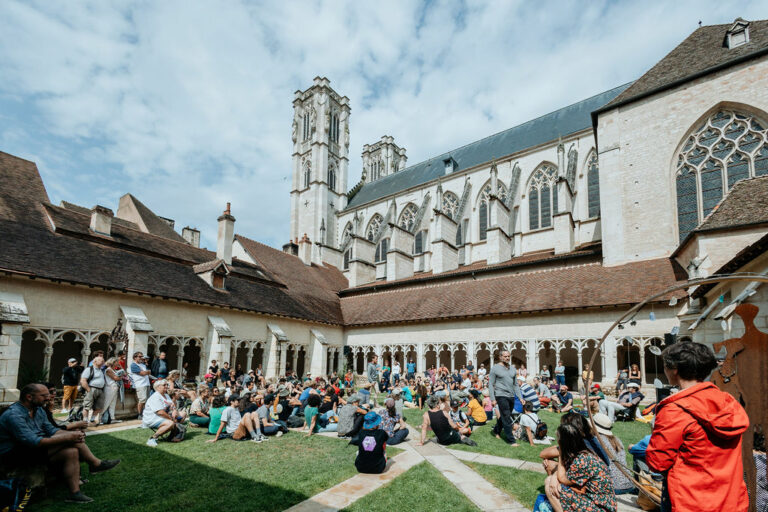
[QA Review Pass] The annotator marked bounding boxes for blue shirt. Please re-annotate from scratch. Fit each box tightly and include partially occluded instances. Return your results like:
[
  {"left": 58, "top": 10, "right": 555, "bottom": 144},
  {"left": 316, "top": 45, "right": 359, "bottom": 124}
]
[
  {"left": 406, "top": 362, "right": 416, "bottom": 374},
  {"left": 520, "top": 383, "right": 541, "bottom": 410},
  {"left": 0, "top": 402, "right": 59, "bottom": 454},
  {"left": 629, "top": 434, "right": 651, "bottom": 458},
  {"left": 402, "top": 386, "right": 413, "bottom": 402},
  {"left": 299, "top": 388, "right": 311, "bottom": 402},
  {"left": 556, "top": 391, "right": 573, "bottom": 405}
]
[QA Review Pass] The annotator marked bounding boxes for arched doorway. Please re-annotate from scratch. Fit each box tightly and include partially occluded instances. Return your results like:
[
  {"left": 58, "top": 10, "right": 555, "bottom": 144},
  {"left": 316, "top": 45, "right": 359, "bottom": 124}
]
[
  {"left": 296, "top": 346, "right": 307, "bottom": 377},
  {"left": 51, "top": 332, "right": 85, "bottom": 386},
  {"left": 617, "top": 338, "right": 640, "bottom": 378},
  {"left": 510, "top": 341, "right": 527, "bottom": 373},
  {"left": 183, "top": 339, "right": 201, "bottom": 381},
  {"left": 88, "top": 333, "right": 110, "bottom": 361},
  {"left": 234, "top": 342, "right": 249, "bottom": 374},
  {"left": 250, "top": 343, "right": 264, "bottom": 373},
  {"left": 582, "top": 339, "right": 603, "bottom": 382},
  {"left": 475, "top": 343, "right": 491, "bottom": 371},
  {"left": 425, "top": 346, "right": 437, "bottom": 372},
  {"left": 560, "top": 340, "right": 579, "bottom": 388},
  {"left": 158, "top": 338, "right": 179, "bottom": 372},
  {"left": 538, "top": 340, "right": 557, "bottom": 381},
  {"left": 18, "top": 330, "right": 46, "bottom": 388}
]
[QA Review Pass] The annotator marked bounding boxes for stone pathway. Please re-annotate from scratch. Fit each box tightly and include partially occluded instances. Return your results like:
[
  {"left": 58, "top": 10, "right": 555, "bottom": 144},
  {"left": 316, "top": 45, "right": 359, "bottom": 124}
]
[
  {"left": 448, "top": 449, "right": 546, "bottom": 474},
  {"left": 86, "top": 419, "right": 142, "bottom": 436}
]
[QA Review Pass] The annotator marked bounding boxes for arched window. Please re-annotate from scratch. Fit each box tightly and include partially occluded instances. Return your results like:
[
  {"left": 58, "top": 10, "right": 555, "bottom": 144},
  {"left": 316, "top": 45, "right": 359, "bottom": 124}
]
[
  {"left": 587, "top": 152, "right": 600, "bottom": 218},
  {"left": 303, "top": 161, "right": 311, "bottom": 189},
  {"left": 478, "top": 181, "right": 508, "bottom": 241},
  {"left": 343, "top": 248, "right": 352, "bottom": 270},
  {"left": 441, "top": 191, "right": 459, "bottom": 220},
  {"left": 528, "top": 164, "right": 558, "bottom": 230},
  {"left": 675, "top": 109, "right": 768, "bottom": 241},
  {"left": 330, "top": 113, "right": 340, "bottom": 143},
  {"left": 341, "top": 222, "right": 353, "bottom": 247},
  {"left": 327, "top": 165, "right": 336, "bottom": 192},
  {"left": 413, "top": 229, "right": 428, "bottom": 255},
  {"left": 398, "top": 203, "right": 419, "bottom": 232},
  {"left": 366, "top": 214, "right": 383, "bottom": 241},
  {"left": 375, "top": 238, "right": 389, "bottom": 263},
  {"left": 303, "top": 112, "right": 310, "bottom": 141}
]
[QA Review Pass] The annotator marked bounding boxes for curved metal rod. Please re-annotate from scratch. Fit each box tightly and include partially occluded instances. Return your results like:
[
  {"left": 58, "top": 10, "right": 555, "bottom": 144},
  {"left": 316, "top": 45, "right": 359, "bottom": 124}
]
[{"left": 582, "top": 273, "right": 768, "bottom": 504}]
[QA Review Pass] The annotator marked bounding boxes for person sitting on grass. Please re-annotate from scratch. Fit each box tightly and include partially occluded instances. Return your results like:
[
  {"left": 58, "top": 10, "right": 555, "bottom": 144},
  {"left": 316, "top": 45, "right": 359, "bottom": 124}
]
[
  {"left": 337, "top": 394, "right": 368, "bottom": 439},
  {"left": 514, "top": 401, "right": 543, "bottom": 446},
  {"left": 189, "top": 386, "right": 211, "bottom": 428},
  {"left": 598, "top": 382, "right": 644, "bottom": 422},
  {"left": 592, "top": 413, "right": 634, "bottom": 495},
  {"left": 533, "top": 377, "right": 552, "bottom": 408},
  {"left": 449, "top": 399, "right": 472, "bottom": 437},
  {"left": 540, "top": 412, "right": 611, "bottom": 475},
  {"left": 354, "top": 411, "right": 389, "bottom": 474},
  {"left": 305, "top": 393, "right": 338, "bottom": 436},
  {"left": 418, "top": 395, "right": 477, "bottom": 447},
  {"left": 0, "top": 383, "right": 120, "bottom": 504},
  {"left": 253, "top": 394, "right": 286, "bottom": 437},
  {"left": 518, "top": 376, "right": 541, "bottom": 411},
  {"left": 544, "top": 423, "right": 617, "bottom": 512},
  {"left": 208, "top": 394, "right": 265, "bottom": 443},
  {"left": 207, "top": 395, "right": 227, "bottom": 436},
  {"left": 466, "top": 389, "right": 487, "bottom": 427},
  {"left": 143, "top": 379, "right": 182, "bottom": 447},
  {"left": 553, "top": 385, "right": 574, "bottom": 413},
  {"left": 380, "top": 398, "right": 409, "bottom": 445}
]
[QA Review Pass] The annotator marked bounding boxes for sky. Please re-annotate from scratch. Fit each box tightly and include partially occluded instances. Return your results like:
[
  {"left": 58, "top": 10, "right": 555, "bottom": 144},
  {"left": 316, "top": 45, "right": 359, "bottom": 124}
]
[{"left": 1, "top": 1, "right": 767, "bottom": 250}]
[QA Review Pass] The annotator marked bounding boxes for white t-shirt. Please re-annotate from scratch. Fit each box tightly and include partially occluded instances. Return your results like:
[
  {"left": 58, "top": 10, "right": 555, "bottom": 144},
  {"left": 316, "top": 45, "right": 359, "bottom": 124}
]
[
  {"left": 520, "top": 412, "right": 540, "bottom": 432},
  {"left": 477, "top": 368, "right": 487, "bottom": 379},
  {"left": 392, "top": 363, "right": 401, "bottom": 375},
  {"left": 130, "top": 362, "right": 150, "bottom": 388},
  {"left": 220, "top": 406, "right": 242, "bottom": 434},
  {"left": 143, "top": 392, "right": 172, "bottom": 425}
]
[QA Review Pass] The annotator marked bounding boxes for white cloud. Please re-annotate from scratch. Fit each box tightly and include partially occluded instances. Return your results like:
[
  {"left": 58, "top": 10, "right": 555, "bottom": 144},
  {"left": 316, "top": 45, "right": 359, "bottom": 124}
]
[{"left": 1, "top": 0, "right": 767, "bottom": 248}]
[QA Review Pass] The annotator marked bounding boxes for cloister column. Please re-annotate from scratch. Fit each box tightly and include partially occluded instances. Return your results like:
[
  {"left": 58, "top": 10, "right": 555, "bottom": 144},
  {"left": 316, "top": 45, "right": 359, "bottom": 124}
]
[
  {"left": 527, "top": 338, "right": 537, "bottom": 376},
  {"left": 0, "top": 292, "right": 29, "bottom": 402},
  {"left": 176, "top": 347, "right": 184, "bottom": 375},
  {"left": 265, "top": 324, "right": 287, "bottom": 379},
  {"left": 43, "top": 344, "right": 54, "bottom": 380},
  {"left": 417, "top": 343, "right": 425, "bottom": 374},
  {"left": 450, "top": 347, "right": 455, "bottom": 373},
  {"left": 639, "top": 340, "right": 647, "bottom": 385},
  {"left": 121, "top": 306, "right": 152, "bottom": 362},
  {"left": 246, "top": 346, "right": 254, "bottom": 372},
  {"left": 466, "top": 341, "right": 475, "bottom": 366},
  {"left": 279, "top": 343, "right": 287, "bottom": 376},
  {"left": 292, "top": 348, "right": 299, "bottom": 375},
  {"left": 308, "top": 329, "right": 327, "bottom": 377},
  {"left": 577, "top": 346, "right": 583, "bottom": 377},
  {"left": 603, "top": 336, "right": 618, "bottom": 385}
]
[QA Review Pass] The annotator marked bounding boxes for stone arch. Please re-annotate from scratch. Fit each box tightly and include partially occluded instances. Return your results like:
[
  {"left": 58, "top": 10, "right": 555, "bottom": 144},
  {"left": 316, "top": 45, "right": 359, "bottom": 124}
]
[
  {"left": 17, "top": 329, "right": 48, "bottom": 388},
  {"left": 537, "top": 340, "right": 557, "bottom": 379},
  {"left": 453, "top": 343, "right": 468, "bottom": 370},
  {"left": 437, "top": 343, "right": 451, "bottom": 369},
  {"left": 158, "top": 336, "right": 180, "bottom": 372},
  {"left": 89, "top": 333, "right": 110, "bottom": 359},
  {"left": 50, "top": 331, "right": 86, "bottom": 386},
  {"left": 182, "top": 338, "right": 202, "bottom": 381},
  {"left": 559, "top": 340, "right": 579, "bottom": 388},
  {"left": 616, "top": 337, "right": 641, "bottom": 376},
  {"left": 233, "top": 341, "right": 250, "bottom": 374},
  {"left": 251, "top": 342, "right": 265, "bottom": 373},
  {"left": 296, "top": 345, "right": 307, "bottom": 377},
  {"left": 397, "top": 203, "right": 419, "bottom": 232},
  {"left": 425, "top": 344, "right": 438, "bottom": 371},
  {"left": 581, "top": 339, "right": 603, "bottom": 382},
  {"left": 475, "top": 342, "right": 492, "bottom": 371},
  {"left": 365, "top": 213, "right": 383, "bottom": 241},
  {"left": 510, "top": 340, "right": 527, "bottom": 370}
]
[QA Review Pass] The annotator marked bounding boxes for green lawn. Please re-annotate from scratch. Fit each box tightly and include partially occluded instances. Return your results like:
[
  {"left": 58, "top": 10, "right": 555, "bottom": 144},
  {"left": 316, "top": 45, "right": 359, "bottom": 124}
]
[
  {"left": 468, "top": 463, "right": 545, "bottom": 507},
  {"left": 35, "top": 428, "right": 362, "bottom": 512},
  {"left": 341, "top": 461, "right": 479, "bottom": 512}
]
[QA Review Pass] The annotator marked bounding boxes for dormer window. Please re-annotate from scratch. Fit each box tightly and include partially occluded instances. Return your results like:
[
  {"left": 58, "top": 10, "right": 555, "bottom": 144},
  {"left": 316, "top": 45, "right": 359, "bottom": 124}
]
[
  {"left": 726, "top": 18, "right": 750, "bottom": 49},
  {"left": 443, "top": 156, "right": 457, "bottom": 174},
  {"left": 193, "top": 259, "right": 230, "bottom": 290}
]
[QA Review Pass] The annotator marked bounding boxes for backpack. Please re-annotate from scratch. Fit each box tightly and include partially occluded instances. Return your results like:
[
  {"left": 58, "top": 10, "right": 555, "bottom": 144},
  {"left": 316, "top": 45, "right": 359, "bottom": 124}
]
[
  {"left": 286, "top": 415, "right": 305, "bottom": 428},
  {"left": 0, "top": 478, "right": 32, "bottom": 512},
  {"left": 66, "top": 405, "right": 84, "bottom": 422},
  {"left": 525, "top": 414, "right": 548, "bottom": 440},
  {"left": 78, "top": 366, "right": 100, "bottom": 392},
  {"left": 169, "top": 423, "right": 187, "bottom": 443}
]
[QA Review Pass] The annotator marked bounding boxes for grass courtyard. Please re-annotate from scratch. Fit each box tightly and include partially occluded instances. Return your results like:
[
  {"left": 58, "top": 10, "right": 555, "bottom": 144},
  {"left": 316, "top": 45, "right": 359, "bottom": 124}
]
[{"left": 33, "top": 405, "right": 652, "bottom": 511}]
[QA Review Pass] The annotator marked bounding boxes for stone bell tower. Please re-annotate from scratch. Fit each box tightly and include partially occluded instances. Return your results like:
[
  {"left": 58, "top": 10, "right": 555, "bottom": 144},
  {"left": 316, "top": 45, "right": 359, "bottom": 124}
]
[{"left": 289, "top": 77, "right": 351, "bottom": 252}]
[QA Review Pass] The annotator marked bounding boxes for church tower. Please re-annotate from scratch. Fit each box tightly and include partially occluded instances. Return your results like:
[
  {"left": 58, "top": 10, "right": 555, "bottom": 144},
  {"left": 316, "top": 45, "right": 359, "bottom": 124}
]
[{"left": 289, "top": 77, "right": 350, "bottom": 252}]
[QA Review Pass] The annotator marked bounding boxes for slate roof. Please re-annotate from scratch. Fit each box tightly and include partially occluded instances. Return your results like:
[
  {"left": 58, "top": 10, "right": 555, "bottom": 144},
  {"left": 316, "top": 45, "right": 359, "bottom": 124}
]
[
  {"left": 345, "top": 83, "right": 632, "bottom": 210},
  {"left": 340, "top": 258, "right": 688, "bottom": 326},
  {"left": 598, "top": 19, "right": 768, "bottom": 113},
  {"left": 119, "top": 193, "right": 188, "bottom": 243}
]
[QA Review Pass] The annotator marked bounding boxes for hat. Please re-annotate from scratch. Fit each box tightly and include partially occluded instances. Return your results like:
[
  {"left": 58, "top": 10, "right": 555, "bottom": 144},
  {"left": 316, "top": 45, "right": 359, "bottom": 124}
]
[
  {"left": 450, "top": 399, "right": 460, "bottom": 408},
  {"left": 591, "top": 383, "right": 601, "bottom": 389},
  {"left": 627, "top": 382, "right": 640, "bottom": 389},
  {"left": 592, "top": 413, "right": 614, "bottom": 435},
  {"left": 264, "top": 393, "right": 275, "bottom": 403},
  {"left": 363, "top": 411, "right": 381, "bottom": 429},
  {"left": 68, "top": 358, "right": 77, "bottom": 363},
  {"left": 391, "top": 387, "right": 402, "bottom": 396},
  {"left": 385, "top": 398, "right": 395, "bottom": 408},
  {"left": 278, "top": 385, "right": 289, "bottom": 397}
]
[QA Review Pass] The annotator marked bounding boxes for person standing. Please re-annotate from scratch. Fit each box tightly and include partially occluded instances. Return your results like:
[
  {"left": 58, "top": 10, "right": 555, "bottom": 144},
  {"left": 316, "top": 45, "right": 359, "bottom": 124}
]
[
  {"left": 647, "top": 342, "right": 749, "bottom": 512},
  {"left": 392, "top": 360, "right": 401, "bottom": 384},
  {"left": 367, "top": 354, "right": 380, "bottom": 404},
  {"left": 101, "top": 357, "right": 124, "bottom": 425},
  {"left": 80, "top": 355, "right": 106, "bottom": 424},
  {"left": 555, "top": 360, "right": 566, "bottom": 387},
  {"left": 61, "top": 358, "right": 82, "bottom": 414},
  {"left": 406, "top": 359, "right": 416, "bottom": 380},
  {"left": 489, "top": 350, "right": 524, "bottom": 445},
  {"left": 151, "top": 351, "right": 169, "bottom": 380},
  {"left": 129, "top": 352, "right": 152, "bottom": 417}
]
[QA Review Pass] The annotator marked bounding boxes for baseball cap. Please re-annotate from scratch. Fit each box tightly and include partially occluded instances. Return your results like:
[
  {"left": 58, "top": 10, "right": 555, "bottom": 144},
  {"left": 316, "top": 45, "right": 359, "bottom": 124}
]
[
  {"left": 68, "top": 358, "right": 77, "bottom": 363},
  {"left": 450, "top": 399, "right": 460, "bottom": 408}
]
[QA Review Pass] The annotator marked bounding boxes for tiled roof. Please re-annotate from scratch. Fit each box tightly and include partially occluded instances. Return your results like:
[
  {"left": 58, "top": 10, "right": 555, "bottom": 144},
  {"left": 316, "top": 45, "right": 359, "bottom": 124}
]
[
  {"left": 692, "top": 231, "right": 768, "bottom": 299},
  {"left": 695, "top": 175, "right": 768, "bottom": 232},
  {"left": 340, "top": 258, "right": 687, "bottom": 326},
  {"left": 61, "top": 201, "right": 141, "bottom": 230},
  {"left": 119, "top": 193, "right": 188, "bottom": 243},
  {"left": 599, "top": 19, "right": 768, "bottom": 112},
  {"left": 345, "top": 83, "right": 632, "bottom": 210}
]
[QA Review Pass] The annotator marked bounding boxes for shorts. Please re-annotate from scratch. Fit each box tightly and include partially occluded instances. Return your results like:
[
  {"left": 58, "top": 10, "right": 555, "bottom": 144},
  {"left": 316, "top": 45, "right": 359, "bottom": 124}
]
[
  {"left": 144, "top": 418, "right": 167, "bottom": 429},
  {"left": 62, "top": 385, "right": 78, "bottom": 402},
  {"left": 437, "top": 430, "right": 462, "bottom": 446},
  {"left": 83, "top": 387, "right": 105, "bottom": 410},
  {"left": 136, "top": 386, "right": 150, "bottom": 404},
  {"left": 232, "top": 421, "right": 250, "bottom": 440}
]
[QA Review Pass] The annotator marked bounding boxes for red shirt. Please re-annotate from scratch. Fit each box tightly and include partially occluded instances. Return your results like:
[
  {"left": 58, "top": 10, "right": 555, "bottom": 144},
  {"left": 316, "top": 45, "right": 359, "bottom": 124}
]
[{"left": 647, "top": 382, "right": 749, "bottom": 512}]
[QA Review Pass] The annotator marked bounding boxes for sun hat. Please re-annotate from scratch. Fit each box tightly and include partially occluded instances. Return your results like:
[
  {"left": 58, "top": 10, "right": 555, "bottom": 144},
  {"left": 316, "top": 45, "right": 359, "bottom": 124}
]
[
  {"left": 363, "top": 411, "right": 381, "bottom": 429},
  {"left": 627, "top": 382, "right": 640, "bottom": 388},
  {"left": 592, "top": 413, "right": 614, "bottom": 435},
  {"left": 278, "top": 385, "right": 290, "bottom": 397}
]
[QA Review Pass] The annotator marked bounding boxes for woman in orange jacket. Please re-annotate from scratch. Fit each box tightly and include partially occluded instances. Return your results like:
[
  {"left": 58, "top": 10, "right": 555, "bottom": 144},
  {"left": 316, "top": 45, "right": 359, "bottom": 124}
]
[{"left": 647, "top": 341, "right": 749, "bottom": 512}]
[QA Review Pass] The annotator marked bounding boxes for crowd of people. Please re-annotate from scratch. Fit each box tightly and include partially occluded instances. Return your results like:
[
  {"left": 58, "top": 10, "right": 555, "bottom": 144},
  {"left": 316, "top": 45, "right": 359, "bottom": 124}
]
[{"left": 1, "top": 341, "right": 760, "bottom": 511}]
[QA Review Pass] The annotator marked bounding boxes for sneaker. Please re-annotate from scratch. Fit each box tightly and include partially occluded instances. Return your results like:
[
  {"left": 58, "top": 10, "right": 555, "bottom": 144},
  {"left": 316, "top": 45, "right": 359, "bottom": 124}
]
[
  {"left": 259, "top": 435, "right": 269, "bottom": 441},
  {"left": 65, "top": 491, "right": 93, "bottom": 503},
  {"left": 111, "top": 419, "right": 123, "bottom": 424},
  {"left": 461, "top": 438, "right": 478, "bottom": 447},
  {"left": 276, "top": 431, "right": 283, "bottom": 438},
  {"left": 146, "top": 438, "right": 158, "bottom": 447},
  {"left": 250, "top": 436, "right": 262, "bottom": 443},
  {"left": 90, "top": 459, "right": 120, "bottom": 473}
]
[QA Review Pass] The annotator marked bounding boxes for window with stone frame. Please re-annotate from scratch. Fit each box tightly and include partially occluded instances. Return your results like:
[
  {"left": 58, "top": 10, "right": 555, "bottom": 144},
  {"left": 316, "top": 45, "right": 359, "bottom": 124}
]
[
  {"left": 675, "top": 109, "right": 768, "bottom": 241},
  {"left": 478, "top": 181, "right": 508, "bottom": 241},
  {"left": 340, "top": 222, "right": 353, "bottom": 247},
  {"left": 327, "top": 164, "right": 336, "bottom": 192},
  {"left": 303, "top": 113, "right": 310, "bottom": 141},
  {"left": 587, "top": 152, "right": 600, "bottom": 218},
  {"left": 413, "top": 229, "right": 428, "bottom": 255},
  {"left": 330, "top": 113, "right": 340, "bottom": 143},
  {"left": 528, "top": 164, "right": 558, "bottom": 230},
  {"left": 375, "top": 238, "right": 389, "bottom": 263},
  {"left": 366, "top": 214, "right": 383, "bottom": 241},
  {"left": 303, "top": 161, "right": 311, "bottom": 189},
  {"left": 343, "top": 248, "right": 351, "bottom": 270},
  {"left": 441, "top": 191, "right": 459, "bottom": 220},
  {"left": 456, "top": 218, "right": 469, "bottom": 246},
  {"left": 398, "top": 203, "right": 419, "bottom": 232}
]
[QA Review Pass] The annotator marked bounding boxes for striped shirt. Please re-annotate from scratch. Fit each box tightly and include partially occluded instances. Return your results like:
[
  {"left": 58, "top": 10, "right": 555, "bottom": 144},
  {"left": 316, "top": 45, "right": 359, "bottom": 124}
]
[{"left": 520, "top": 382, "right": 541, "bottom": 411}]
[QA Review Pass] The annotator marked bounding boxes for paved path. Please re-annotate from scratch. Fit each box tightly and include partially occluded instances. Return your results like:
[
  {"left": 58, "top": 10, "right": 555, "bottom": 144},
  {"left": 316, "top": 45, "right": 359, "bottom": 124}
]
[{"left": 448, "top": 449, "right": 546, "bottom": 474}]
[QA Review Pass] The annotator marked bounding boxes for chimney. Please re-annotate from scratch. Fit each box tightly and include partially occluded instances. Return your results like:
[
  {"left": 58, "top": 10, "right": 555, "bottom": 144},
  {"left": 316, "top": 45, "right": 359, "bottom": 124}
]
[
  {"left": 90, "top": 205, "right": 114, "bottom": 236},
  {"left": 298, "top": 233, "right": 312, "bottom": 265},
  {"left": 282, "top": 240, "right": 299, "bottom": 256},
  {"left": 216, "top": 202, "right": 235, "bottom": 264},
  {"left": 182, "top": 226, "right": 201, "bottom": 248}
]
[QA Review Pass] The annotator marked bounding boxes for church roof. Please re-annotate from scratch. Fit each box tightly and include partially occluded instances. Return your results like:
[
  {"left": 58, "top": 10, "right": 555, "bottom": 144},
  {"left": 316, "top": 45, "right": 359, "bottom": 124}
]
[
  {"left": 345, "top": 82, "right": 632, "bottom": 210},
  {"left": 340, "top": 257, "right": 687, "bottom": 327},
  {"left": 695, "top": 175, "right": 768, "bottom": 233},
  {"left": 597, "top": 19, "right": 768, "bottom": 114}
]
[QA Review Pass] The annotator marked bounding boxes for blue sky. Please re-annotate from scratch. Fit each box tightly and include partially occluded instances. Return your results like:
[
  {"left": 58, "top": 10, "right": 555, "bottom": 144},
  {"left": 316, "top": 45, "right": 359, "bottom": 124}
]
[{"left": 1, "top": 1, "right": 767, "bottom": 249}]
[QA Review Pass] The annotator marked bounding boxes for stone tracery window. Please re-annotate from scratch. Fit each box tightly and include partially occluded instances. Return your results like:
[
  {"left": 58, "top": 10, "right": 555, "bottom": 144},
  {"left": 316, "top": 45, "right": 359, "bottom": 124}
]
[
  {"left": 441, "top": 191, "right": 459, "bottom": 220},
  {"left": 398, "top": 203, "right": 419, "bottom": 232},
  {"left": 366, "top": 214, "right": 383, "bottom": 241},
  {"left": 327, "top": 164, "right": 336, "bottom": 192},
  {"left": 528, "top": 164, "right": 558, "bottom": 230},
  {"left": 675, "top": 109, "right": 768, "bottom": 241},
  {"left": 340, "top": 222, "right": 353, "bottom": 247},
  {"left": 587, "top": 152, "right": 600, "bottom": 218},
  {"left": 303, "top": 161, "right": 311, "bottom": 189},
  {"left": 478, "top": 181, "right": 508, "bottom": 241}
]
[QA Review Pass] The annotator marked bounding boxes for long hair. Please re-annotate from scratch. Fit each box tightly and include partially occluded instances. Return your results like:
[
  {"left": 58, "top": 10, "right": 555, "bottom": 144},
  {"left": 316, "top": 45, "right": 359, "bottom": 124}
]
[
  {"left": 561, "top": 411, "right": 594, "bottom": 438},
  {"left": 601, "top": 432, "right": 623, "bottom": 454},
  {"left": 557, "top": 424, "right": 589, "bottom": 470}
]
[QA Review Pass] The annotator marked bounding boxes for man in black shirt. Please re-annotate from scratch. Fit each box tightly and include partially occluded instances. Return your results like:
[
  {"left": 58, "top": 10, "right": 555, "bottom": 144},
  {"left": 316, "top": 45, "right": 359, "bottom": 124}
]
[
  {"left": 220, "top": 362, "right": 231, "bottom": 386},
  {"left": 208, "top": 360, "right": 219, "bottom": 386},
  {"left": 61, "top": 358, "right": 82, "bottom": 413}
]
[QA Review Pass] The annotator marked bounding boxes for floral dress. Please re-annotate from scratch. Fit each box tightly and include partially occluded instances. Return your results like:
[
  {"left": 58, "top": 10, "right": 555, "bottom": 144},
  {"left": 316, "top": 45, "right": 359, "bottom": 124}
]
[{"left": 560, "top": 451, "right": 616, "bottom": 512}]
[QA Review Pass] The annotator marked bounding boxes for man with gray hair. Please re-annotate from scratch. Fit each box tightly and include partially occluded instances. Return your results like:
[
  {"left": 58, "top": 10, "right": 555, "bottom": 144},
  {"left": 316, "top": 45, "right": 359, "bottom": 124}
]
[
  {"left": 337, "top": 393, "right": 368, "bottom": 439},
  {"left": 143, "top": 379, "right": 177, "bottom": 447},
  {"left": 489, "top": 351, "right": 524, "bottom": 445}
]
